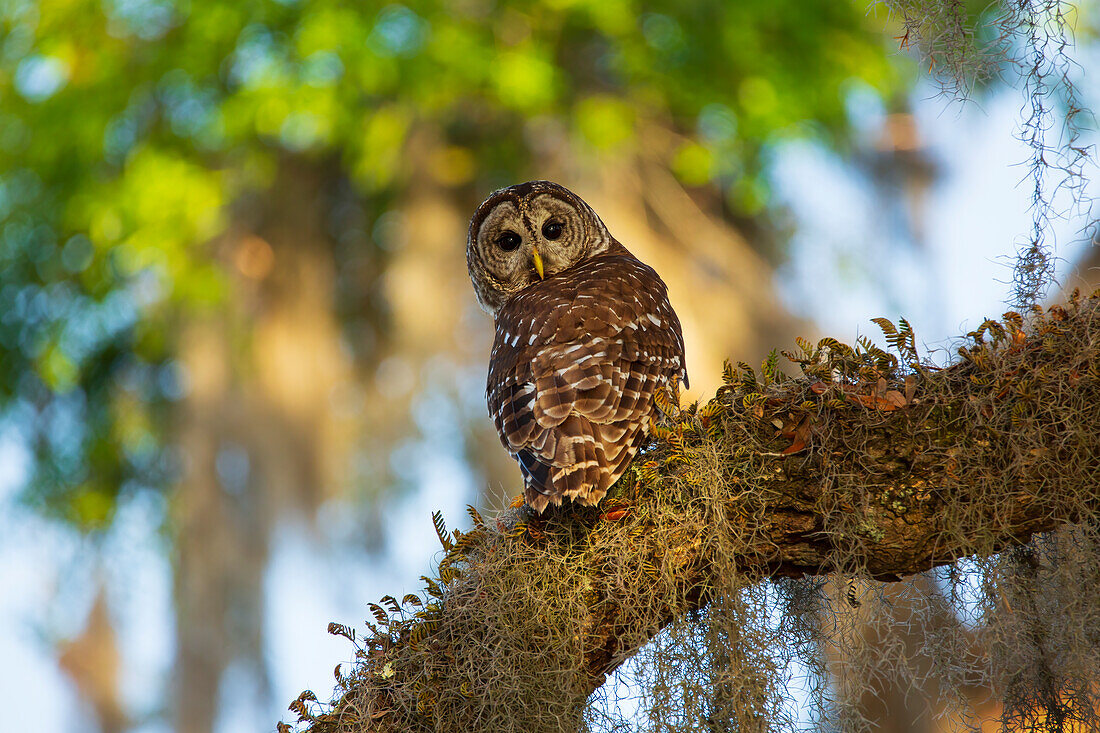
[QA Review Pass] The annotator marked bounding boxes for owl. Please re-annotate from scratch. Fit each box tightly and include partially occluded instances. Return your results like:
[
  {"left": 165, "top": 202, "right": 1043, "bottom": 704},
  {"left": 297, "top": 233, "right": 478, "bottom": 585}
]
[{"left": 466, "top": 180, "right": 687, "bottom": 513}]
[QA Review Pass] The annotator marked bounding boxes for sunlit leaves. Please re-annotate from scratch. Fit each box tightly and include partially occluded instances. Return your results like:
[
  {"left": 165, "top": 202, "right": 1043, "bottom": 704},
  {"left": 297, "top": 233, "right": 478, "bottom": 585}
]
[
  {"left": 0, "top": 0, "right": 922, "bottom": 530},
  {"left": 493, "top": 46, "right": 560, "bottom": 112},
  {"left": 69, "top": 485, "right": 116, "bottom": 529},
  {"left": 672, "top": 141, "right": 713, "bottom": 186},
  {"left": 353, "top": 105, "right": 412, "bottom": 191},
  {"left": 295, "top": 7, "right": 363, "bottom": 58},
  {"left": 38, "top": 338, "right": 79, "bottom": 391},
  {"left": 574, "top": 95, "right": 635, "bottom": 149}
]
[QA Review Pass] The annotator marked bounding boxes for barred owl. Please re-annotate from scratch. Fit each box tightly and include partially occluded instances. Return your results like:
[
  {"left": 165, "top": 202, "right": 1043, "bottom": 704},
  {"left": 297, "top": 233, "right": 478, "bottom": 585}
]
[{"left": 467, "top": 181, "right": 687, "bottom": 513}]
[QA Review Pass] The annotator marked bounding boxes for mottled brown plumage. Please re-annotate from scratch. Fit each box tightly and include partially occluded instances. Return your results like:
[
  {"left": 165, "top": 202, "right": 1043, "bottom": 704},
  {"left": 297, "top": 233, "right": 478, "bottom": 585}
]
[{"left": 467, "top": 181, "right": 686, "bottom": 512}]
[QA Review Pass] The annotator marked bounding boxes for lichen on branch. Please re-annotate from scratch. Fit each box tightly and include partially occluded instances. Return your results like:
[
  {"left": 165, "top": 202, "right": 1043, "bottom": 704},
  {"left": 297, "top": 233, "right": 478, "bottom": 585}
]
[{"left": 285, "top": 290, "right": 1100, "bottom": 733}]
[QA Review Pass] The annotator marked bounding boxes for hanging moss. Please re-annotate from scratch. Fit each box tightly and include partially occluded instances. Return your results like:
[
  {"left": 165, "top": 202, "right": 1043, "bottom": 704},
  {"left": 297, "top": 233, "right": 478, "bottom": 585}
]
[{"left": 284, "top": 289, "right": 1100, "bottom": 733}]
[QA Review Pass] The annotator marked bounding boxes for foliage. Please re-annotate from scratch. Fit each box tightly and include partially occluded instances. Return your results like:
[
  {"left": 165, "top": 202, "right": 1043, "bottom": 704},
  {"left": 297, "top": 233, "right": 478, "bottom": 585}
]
[
  {"left": 285, "top": 290, "right": 1100, "bottom": 731},
  {"left": 0, "top": 0, "right": 917, "bottom": 527}
]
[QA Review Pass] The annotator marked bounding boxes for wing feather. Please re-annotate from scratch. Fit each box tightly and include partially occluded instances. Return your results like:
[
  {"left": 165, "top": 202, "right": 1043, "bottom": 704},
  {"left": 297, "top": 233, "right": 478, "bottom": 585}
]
[{"left": 487, "top": 248, "right": 686, "bottom": 512}]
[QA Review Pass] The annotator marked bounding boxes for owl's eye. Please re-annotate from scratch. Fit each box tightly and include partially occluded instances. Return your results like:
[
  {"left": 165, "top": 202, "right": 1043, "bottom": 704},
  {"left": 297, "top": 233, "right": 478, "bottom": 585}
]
[
  {"left": 496, "top": 231, "right": 522, "bottom": 251},
  {"left": 542, "top": 220, "right": 563, "bottom": 240}
]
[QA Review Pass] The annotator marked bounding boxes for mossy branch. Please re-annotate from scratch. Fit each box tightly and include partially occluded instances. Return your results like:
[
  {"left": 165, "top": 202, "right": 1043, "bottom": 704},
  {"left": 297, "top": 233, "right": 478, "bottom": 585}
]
[{"left": 288, "top": 291, "right": 1100, "bottom": 733}]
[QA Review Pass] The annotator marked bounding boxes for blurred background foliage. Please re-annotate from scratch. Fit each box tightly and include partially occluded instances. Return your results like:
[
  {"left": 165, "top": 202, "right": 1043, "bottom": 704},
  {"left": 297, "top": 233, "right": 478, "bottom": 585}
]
[
  {"left": 0, "top": 0, "right": 1095, "bottom": 731},
  {"left": 1, "top": 0, "right": 917, "bottom": 529}
]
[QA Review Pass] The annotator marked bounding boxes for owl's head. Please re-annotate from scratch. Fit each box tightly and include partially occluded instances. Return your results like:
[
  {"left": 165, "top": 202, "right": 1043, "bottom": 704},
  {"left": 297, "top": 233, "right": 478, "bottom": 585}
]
[{"left": 466, "top": 180, "right": 613, "bottom": 315}]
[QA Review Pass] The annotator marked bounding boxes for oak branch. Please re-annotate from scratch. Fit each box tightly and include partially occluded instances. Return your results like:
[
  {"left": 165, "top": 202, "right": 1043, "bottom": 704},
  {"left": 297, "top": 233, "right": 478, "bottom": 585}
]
[{"left": 291, "top": 294, "right": 1100, "bottom": 732}]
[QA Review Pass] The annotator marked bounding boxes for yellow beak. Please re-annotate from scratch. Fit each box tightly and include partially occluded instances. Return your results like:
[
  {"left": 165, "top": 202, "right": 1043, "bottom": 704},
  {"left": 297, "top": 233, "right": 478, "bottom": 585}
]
[{"left": 531, "top": 245, "right": 545, "bottom": 280}]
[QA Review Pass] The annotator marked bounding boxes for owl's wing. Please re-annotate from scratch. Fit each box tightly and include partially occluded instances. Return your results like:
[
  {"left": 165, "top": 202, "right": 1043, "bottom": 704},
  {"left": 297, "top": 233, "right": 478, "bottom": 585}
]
[{"left": 487, "top": 253, "right": 686, "bottom": 512}]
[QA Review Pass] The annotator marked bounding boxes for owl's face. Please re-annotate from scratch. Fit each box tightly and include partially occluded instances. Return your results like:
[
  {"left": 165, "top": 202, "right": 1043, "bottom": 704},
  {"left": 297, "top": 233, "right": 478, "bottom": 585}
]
[{"left": 467, "top": 181, "right": 613, "bottom": 314}]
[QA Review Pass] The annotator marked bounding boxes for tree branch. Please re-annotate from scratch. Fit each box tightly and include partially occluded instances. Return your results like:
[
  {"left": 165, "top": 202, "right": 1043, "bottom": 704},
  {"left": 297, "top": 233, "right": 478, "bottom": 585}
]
[{"left": 289, "top": 293, "right": 1100, "bottom": 733}]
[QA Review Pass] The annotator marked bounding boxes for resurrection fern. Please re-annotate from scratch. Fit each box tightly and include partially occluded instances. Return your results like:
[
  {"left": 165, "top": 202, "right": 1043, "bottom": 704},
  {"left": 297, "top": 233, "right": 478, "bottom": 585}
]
[
  {"left": 284, "top": 290, "right": 1100, "bottom": 733},
  {"left": 431, "top": 511, "right": 451, "bottom": 552},
  {"left": 871, "top": 316, "right": 918, "bottom": 367}
]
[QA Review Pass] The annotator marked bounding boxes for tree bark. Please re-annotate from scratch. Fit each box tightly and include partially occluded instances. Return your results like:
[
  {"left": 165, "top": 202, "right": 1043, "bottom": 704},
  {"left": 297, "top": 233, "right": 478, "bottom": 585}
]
[
  {"left": 579, "top": 298, "right": 1100, "bottom": 686},
  {"left": 293, "top": 293, "right": 1100, "bottom": 732}
]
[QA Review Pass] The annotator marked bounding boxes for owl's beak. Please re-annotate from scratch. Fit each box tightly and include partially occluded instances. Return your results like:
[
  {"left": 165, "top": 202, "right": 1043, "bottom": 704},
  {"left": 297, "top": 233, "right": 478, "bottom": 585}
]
[{"left": 531, "top": 245, "right": 545, "bottom": 280}]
